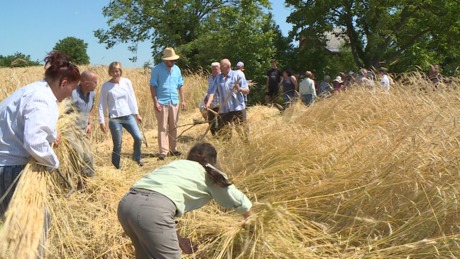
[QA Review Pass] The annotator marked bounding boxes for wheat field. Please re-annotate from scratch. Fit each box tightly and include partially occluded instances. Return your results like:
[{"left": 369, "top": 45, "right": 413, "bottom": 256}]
[{"left": 1, "top": 65, "right": 460, "bottom": 258}]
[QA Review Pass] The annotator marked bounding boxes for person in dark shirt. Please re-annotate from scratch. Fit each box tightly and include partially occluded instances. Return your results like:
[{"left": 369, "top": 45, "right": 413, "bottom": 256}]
[{"left": 265, "top": 59, "right": 283, "bottom": 104}]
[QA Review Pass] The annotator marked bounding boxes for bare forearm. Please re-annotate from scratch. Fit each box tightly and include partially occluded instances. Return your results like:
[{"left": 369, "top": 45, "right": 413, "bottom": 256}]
[
  {"left": 150, "top": 86, "right": 157, "bottom": 103},
  {"left": 243, "top": 209, "right": 252, "bottom": 219},
  {"left": 179, "top": 86, "right": 185, "bottom": 102},
  {"left": 239, "top": 87, "right": 249, "bottom": 95},
  {"left": 206, "top": 94, "right": 214, "bottom": 108}
]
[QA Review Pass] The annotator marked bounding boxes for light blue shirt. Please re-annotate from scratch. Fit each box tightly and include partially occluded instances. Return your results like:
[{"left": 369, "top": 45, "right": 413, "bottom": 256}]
[
  {"left": 98, "top": 77, "right": 139, "bottom": 124},
  {"left": 207, "top": 74, "right": 220, "bottom": 108},
  {"left": 208, "top": 70, "right": 248, "bottom": 113},
  {"left": 70, "top": 86, "right": 95, "bottom": 130},
  {"left": 149, "top": 62, "right": 184, "bottom": 105},
  {"left": 0, "top": 80, "right": 59, "bottom": 170},
  {"left": 132, "top": 160, "right": 252, "bottom": 217},
  {"left": 236, "top": 69, "right": 248, "bottom": 103}
]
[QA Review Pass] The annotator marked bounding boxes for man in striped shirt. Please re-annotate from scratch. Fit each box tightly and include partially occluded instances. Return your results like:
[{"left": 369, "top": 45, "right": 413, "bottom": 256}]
[{"left": 206, "top": 59, "right": 250, "bottom": 141}]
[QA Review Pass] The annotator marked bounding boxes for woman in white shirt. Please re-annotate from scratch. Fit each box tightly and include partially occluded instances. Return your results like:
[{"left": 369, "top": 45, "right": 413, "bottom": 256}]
[
  {"left": 0, "top": 51, "right": 81, "bottom": 216},
  {"left": 98, "top": 62, "right": 144, "bottom": 169}
]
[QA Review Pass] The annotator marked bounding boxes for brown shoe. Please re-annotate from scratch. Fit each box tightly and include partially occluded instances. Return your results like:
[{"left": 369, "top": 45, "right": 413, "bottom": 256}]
[{"left": 168, "top": 150, "right": 182, "bottom": 157}]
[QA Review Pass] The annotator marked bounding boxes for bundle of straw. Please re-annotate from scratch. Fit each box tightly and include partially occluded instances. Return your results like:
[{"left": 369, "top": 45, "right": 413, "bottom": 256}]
[
  {"left": 186, "top": 202, "right": 335, "bottom": 259},
  {"left": 0, "top": 164, "right": 48, "bottom": 259}
]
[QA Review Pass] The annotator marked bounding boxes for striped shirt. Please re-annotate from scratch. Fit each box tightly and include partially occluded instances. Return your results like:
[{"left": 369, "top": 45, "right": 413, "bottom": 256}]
[
  {"left": 132, "top": 160, "right": 252, "bottom": 217},
  {"left": 0, "top": 80, "right": 59, "bottom": 170},
  {"left": 208, "top": 70, "right": 248, "bottom": 113},
  {"left": 207, "top": 74, "right": 220, "bottom": 108},
  {"left": 98, "top": 77, "right": 139, "bottom": 124}
]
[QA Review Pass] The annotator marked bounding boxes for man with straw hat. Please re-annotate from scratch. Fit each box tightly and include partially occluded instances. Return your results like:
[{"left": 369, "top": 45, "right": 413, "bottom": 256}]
[{"left": 149, "top": 47, "right": 186, "bottom": 160}]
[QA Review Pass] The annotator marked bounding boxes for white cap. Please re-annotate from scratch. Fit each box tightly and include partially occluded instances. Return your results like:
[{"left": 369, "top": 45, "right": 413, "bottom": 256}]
[
  {"left": 236, "top": 61, "right": 244, "bottom": 67},
  {"left": 333, "top": 76, "right": 343, "bottom": 83}
]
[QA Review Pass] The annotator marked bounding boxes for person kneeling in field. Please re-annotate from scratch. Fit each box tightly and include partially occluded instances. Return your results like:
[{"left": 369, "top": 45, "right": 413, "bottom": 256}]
[{"left": 117, "top": 142, "right": 253, "bottom": 259}]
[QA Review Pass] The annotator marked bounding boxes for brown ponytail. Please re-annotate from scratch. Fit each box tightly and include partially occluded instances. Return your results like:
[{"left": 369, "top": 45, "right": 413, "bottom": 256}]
[
  {"left": 187, "top": 142, "right": 232, "bottom": 187},
  {"left": 44, "top": 51, "right": 80, "bottom": 84}
]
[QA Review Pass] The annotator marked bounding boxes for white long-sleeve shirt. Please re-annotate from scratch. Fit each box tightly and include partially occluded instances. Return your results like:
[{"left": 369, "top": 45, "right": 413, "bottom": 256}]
[
  {"left": 380, "top": 75, "right": 391, "bottom": 92},
  {"left": 98, "top": 77, "right": 139, "bottom": 124},
  {"left": 0, "top": 80, "right": 59, "bottom": 170},
  {"left": 299, "top": 78, "right": 317, "bottom": 96}
]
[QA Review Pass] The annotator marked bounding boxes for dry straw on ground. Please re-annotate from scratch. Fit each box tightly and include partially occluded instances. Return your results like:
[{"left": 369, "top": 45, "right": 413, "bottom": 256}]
[{"left": 1, "top": 66, "right": 460, "bottom": 258}]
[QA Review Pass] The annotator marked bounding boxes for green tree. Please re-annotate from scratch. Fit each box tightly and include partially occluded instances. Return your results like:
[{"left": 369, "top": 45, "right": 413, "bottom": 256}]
[
  {"left": 95, "top": 0, "right": 281, "bottom": 103},
  {"left": 95, "top": 0, "right": 233, "bottom": 62},
  {"left": 53, "top": 37, "right": 90, "bottom": 65},
  {"left": 0, "top": 52, "right": 40, "bottom": 67},
  {"left": 286, "top": 0, "right": 460, "bottom": 74}
]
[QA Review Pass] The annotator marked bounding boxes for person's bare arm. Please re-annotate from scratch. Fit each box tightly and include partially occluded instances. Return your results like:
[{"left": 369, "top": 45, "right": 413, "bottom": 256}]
[
  {"left": 86, "top": 106, "right": 94, "bottom": 134},
  {"left": 206, "top": 94, "right": 215, "bottom": 109},
  {"left": 150, "top": 85, "right": 161, "bottom": 111},
  {"left": 179, "top": 86, "right": 186, "bottom": 110},
  {"left": 243, "top": 209, "right": 252, "bottom": 219}
]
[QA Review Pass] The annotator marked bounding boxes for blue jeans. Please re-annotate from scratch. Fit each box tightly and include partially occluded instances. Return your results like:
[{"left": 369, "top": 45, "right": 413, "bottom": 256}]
[
  {"left": 109, "top": 115, "right": 142, "bottom": 169},
  {"left": 0, "top": 165, "right": 25, "bottom": 218},
  {"left": 0, "top": 164, "right": 49, "bottom": 257},
  {"left": 301, "top": 94, "right": 315, "bottom": 106},
  {"left": 283, "top": 91, "right": 296, "bottom": 108}
]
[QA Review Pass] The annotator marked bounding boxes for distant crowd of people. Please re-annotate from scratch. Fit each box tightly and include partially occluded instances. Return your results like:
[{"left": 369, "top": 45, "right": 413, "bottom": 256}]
[{"left": 263, "top": 65, "right": 395, "bottom": 109}]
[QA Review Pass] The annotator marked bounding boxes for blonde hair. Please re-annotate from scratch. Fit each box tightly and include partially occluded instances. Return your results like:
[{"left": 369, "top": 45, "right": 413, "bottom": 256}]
[
  {"left": 108, "top": 61, "right": 122, "bottom": 76},
  {"left": 220, "top": 59, "right": 231, "bottom": 69}
]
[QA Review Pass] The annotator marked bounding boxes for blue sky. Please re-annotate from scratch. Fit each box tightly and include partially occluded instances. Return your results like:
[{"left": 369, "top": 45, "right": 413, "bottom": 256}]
[{"left": 0, "top": 1, "right": 293, "bottom": 68}]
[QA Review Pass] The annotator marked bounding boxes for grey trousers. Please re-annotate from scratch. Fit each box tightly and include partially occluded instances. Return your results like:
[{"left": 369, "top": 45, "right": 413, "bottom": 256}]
[{"left": 118, "top": 188, "right": 180, "bottom": 259}]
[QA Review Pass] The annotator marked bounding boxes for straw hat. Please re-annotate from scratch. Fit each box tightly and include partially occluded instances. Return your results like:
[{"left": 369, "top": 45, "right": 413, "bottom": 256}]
[{"left": 161, "top": 47, "right": 180, "bottom": 61}]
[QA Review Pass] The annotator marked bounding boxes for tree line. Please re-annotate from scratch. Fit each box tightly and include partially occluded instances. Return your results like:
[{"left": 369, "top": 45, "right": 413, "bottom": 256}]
[
  {"left": 4, "top": 1, "right": 459, "bottom": 102},
  {"left": 1, "top": 37, "right": 89, "bottom": 68},
  {"left": 94, "top": 0, "right": 460, "bottom": 102}
]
